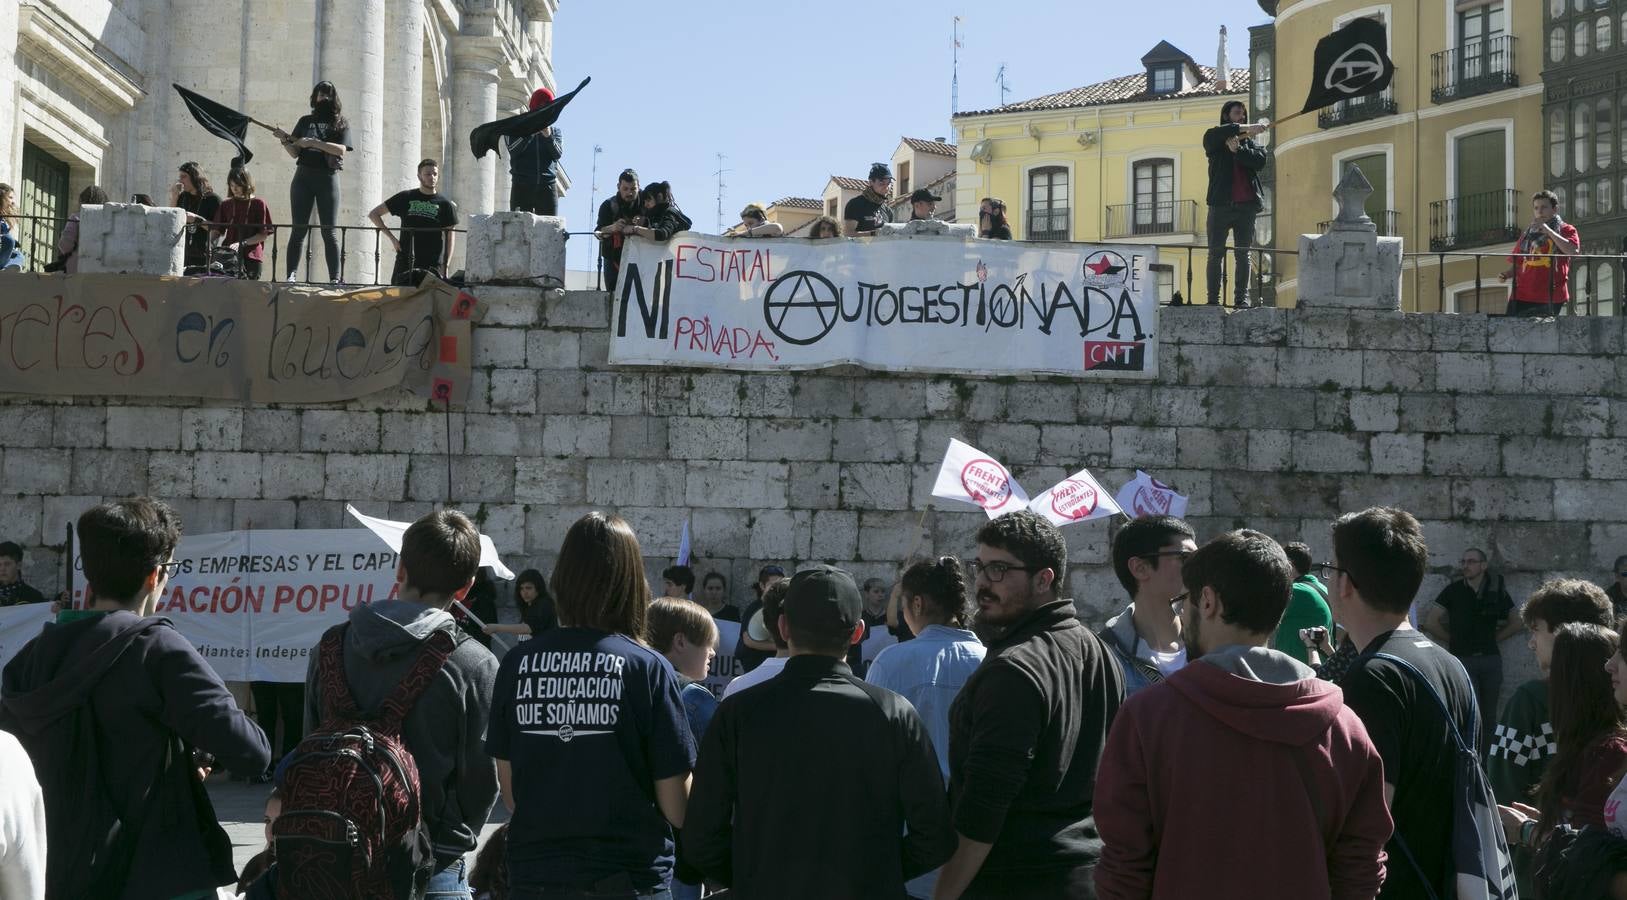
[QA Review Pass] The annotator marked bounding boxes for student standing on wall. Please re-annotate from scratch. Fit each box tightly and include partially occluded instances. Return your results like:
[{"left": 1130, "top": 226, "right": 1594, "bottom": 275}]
[
  {"left": 507, "top": 88, "right": 563, "bottom": 216},
  {"left": 272, "top": 81, "right": 352, "bottom": 283}
]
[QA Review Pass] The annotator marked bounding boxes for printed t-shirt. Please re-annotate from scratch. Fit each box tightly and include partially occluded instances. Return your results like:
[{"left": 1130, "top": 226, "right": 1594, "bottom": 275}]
[
  {"left": 290, "top": 115, "right": 351, "bottom": 170},
  {"left": 385, "top": 190, "right": 458, "bottom": 273},
  {"left": 1510, "top": 222, "right": 1580, "bottom": 304},
  {"left": 487, "top": 627, "right": 696, "bottom": 891}
]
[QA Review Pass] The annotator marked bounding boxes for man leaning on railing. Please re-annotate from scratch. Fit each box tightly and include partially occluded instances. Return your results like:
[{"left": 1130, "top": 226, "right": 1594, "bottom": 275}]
[{"left": 1499, "top": 189, "right": 1579, "bottom": 317}]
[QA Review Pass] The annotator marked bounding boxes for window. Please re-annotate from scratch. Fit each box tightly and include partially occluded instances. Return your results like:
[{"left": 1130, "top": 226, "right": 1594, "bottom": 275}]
[
  {"left": 1554, "top": 185, "right": 1568, "bottom": 211},
  {"left": 1575, "top": 0, "right": 1587, "bottom": 12},
  {"left": 1150, "top": 264, "right": 1176, "bottom": 303},
  {"left": 826, "top": 197, "right": 838, "bottom": 218},
  {"left": 1552, "top": 26, "right": 1568, "bottom": 61},
  {"left": 1599, "top": 15, "right": 1614, "bottom": 50},
  {"left": 1027, "top": 166, "right": 1070, "bottom": 240},
  {"left": 1576, "top": 179, "right": 1592, "bottom": 217},
  {"left": 1598, "top": 176, "right": 1613, "bottom": 214},
  {"left": 1150, "top": 67, "right": 1178, "bottom": 94},
  {"left": 898, "top": 161, "right": 911, "bottom": 195},
  {"left": 1132, "top": 159, "right": 1174, "bottom": 233},
  {"left": 1253, "top": 51, "right": 1273, "bottom": 111},
  {"left": 1551, "top": 0, "right": 1566, "bottom": 18},
  {"left": 1459, "top": 3, "right": 1506, "bottom": 81},
  {"left": 1599, "top": 97, "right": 1614, "bottom": 171},
  {"left": 1551, "top": 109, "right": 1568, "bottom": 177},
  {"left": 1575, "top": 100, "right": 1593, "bottom": 174},
  {"left": 1576, "top": 20, "right": 1591, "bottom": 56}
]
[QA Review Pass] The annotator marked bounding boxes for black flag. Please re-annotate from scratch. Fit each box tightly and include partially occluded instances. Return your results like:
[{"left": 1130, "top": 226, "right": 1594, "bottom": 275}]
[
  {"left": 469, "top": 77, "right": 591, "bottom": 160},
  {"left": 173, "top": 84, "right": 254, "bottom": 168},
  {"left": 1298, "top": 18, "right": 1396, "bottom": 115}
]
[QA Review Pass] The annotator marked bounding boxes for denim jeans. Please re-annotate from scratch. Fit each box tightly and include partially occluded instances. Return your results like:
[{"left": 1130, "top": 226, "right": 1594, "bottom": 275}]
[
  {"left": 1206, "top": 204, "right": 1259, "bottom": 304},
  {"left": 426, "top": 856, "right": 472, "bottom": 899},
  {"left": 1459, "top": 652, "right": 1504, "bottom": 755}
]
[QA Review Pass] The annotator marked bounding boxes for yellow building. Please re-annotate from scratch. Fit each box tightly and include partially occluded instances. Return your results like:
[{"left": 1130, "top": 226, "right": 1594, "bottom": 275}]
[
  {"left": 951, "top": 41, "right": 1251, "bottom": 304},
  {"left": 1263, "top": 0, "right": 1545, "bottom": 311}
]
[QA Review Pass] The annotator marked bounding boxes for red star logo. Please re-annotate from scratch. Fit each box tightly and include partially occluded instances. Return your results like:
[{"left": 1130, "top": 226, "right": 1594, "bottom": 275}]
[{"left": 1086, "top": 256, "right": 1123, "bottom": 276}]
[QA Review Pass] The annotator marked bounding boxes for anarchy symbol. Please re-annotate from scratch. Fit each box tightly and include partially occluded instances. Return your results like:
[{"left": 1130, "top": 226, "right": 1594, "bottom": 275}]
[
  {"left": 763, "top": 269, "right": 842, "bottom": 345},
  {"left": 1325, "top": 43, "right": 1384, "bottom": 95}
]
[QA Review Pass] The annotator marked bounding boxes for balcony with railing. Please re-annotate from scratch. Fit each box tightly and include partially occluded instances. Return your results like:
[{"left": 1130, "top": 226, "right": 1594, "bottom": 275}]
[
  {"left": 1318, "top": 210, "right": 1401, "bottom": 236},
  {"left": 1104, "top": 200, "right": 1199, "bottom": 239},
  {"left": 1318, "top": 87, "right": 1397, "bottom": 129},
  {"left": 1431, "top": 35, "right": 1517, "bottom": 103},
  {"left": 1026, "top": 207, "right": 1072, "bottom": 242},
  {"left": 1428, "top": 189, "right": 1521, "bottom": 251}
]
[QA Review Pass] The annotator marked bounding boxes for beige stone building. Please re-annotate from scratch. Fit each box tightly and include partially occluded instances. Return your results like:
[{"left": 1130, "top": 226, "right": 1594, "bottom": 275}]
[{"left": 0, "top": 0, "right": 563, "bottom": 279}]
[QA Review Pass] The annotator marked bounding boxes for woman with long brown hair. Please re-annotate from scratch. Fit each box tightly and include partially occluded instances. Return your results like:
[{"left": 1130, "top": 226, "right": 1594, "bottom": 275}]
[
  {"left": 0, "top": 183, "right": 22, "bottom": 270},
  {"left": 486, "top": 512, "right": 695, "bottom": 899}
]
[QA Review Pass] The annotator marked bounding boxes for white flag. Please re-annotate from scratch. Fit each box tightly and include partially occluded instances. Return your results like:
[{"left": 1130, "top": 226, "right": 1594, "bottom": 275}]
[
  {"left": 931, "top": 438, "right": 1031, "bottom": 519},
  {"left": 344, "top": 504, "right": 516, "bottom": 580},
  {"left": 1113, "top": 470, "right": 1190, "bottom": 519},
  {"left": 1029, "top": 467, "right": 1121, "bottom": 527},
  {"left": 677, "top": 519, "right": 692, "bottom": 567}
]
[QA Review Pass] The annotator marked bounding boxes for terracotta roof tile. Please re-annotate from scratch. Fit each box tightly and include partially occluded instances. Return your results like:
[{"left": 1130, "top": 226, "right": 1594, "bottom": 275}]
[
  {"left": 829, "top": 175, "right": 870, "bottom": 192},
  {"left": 769, "top": 196, "right": 823, "bottom": 210},
  {"left": 955, "top": 65, "right": 1250, "bottom": 117},
  {"left": 901, "top": 137, "right": 958, "bottom": 157}
]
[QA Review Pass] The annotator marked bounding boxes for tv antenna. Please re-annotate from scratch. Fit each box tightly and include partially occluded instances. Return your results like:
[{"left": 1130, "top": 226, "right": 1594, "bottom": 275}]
[
  {"left": 952, "top": 16, "right": 962, "bottom": 117},
  {"left": 714, "top": 152, "right": 731, "bottom": 232},
  {"left": 996, "top": 64, "right": 1012, "bottom": 107},
  {"left": 587, "top": 144, "right": 603, "bottom": 227}
]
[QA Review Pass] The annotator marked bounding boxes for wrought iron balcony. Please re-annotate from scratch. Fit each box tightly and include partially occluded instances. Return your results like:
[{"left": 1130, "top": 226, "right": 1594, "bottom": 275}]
[
  {"left": 1026, "top": 207, "right": 1072, "bottom": 242},
  {"left": 1104, "top": 200, "right": 1199, "bottom": 238},
  {"left": 1431, "top": 36, "right": 1517, "bottom": 103},
  {"left": 1429, "top": 189, "right": 1521, "bottom": 252},
  {"left": 1318, "top": 87, "right": 1398, "bottom": 129}
]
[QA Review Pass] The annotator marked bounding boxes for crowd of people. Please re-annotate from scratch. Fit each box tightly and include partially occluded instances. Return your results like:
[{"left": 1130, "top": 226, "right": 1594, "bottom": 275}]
[{"left": 6, "top": 497, "right": 1627, "bottom": 899}]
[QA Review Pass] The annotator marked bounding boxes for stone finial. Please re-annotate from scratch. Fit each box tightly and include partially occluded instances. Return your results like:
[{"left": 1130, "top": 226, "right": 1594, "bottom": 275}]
[{"left": 1331, "top": 167, "right": 1376, "bottom": 233}]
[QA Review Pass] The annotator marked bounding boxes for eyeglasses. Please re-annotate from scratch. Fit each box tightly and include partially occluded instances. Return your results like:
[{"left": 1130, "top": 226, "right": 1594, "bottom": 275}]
[
  {"left": 1315, "top": 562, "right": 1358, "bottom": 587},
  {"left": 158, "top": 560, "right": 182, "bottom": 577},
  {"left": 967, "top": 560, "right": 1039, "bottom": 583},
  {"left": 1142, "top": 549, "right": 1193, "bottom": 564}
]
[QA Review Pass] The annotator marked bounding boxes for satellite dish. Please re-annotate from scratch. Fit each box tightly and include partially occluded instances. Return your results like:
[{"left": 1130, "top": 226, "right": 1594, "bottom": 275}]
[{"left": 970, "top": 139, "right": 994, "bottom": 163}]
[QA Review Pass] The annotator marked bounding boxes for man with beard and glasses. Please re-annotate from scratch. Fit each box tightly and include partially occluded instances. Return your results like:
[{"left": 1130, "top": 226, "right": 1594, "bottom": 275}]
[
  {"left": 1093, "top": 530, "right": 1391, "bottom": 900},
  {"left": 935, "top": 511, "right": 1124, "bottom": 900}
]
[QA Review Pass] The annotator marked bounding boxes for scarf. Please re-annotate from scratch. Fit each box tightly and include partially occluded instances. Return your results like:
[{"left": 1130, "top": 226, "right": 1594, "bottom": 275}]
[{"left": 1517, "top": 214, "right": 1564, "bottom": 254}]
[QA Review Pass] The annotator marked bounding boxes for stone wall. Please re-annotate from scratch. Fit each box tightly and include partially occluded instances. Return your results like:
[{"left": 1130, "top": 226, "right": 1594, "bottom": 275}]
[{"left": 6, "top": 287, "right": 1622, "bottom": 688}]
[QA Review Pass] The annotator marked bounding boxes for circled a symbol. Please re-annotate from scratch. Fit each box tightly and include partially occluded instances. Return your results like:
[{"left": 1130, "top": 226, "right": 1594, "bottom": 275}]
[
  {"left": 763, "top": 269, "right": 842, "bottom": 345},
  {"left": 1325, "top": 43, "right": 1384, "bottom": 95}
]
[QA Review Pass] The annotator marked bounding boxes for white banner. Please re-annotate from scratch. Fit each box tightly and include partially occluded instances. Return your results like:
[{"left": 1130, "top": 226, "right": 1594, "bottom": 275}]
[
  {"left": 701, "top": 618, "right": 744, "bottom": 699},
  {"left": 0, "top": 603, "right": 53, "bottom": 671},
  {"left": 932, "top": 438, "right": 1031, "bottom": 518},
  {"left": 1114, "top": 470, "right": 1191, "bottom": 519},
  {"left": 609, "top": 233, "right": 1158, "bottom": 377},
  {"left": 1030, "top": 466, "right": 1122, "bottom": 527}
]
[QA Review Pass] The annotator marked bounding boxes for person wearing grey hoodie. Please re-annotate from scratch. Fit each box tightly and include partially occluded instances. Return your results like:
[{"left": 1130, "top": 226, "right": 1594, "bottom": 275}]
[
  {"left": 1094, "top": 530, "right": 1392, "bottom": 900},
  {"left": 303, "top": 509, "right": 499, "bottom": 898}
]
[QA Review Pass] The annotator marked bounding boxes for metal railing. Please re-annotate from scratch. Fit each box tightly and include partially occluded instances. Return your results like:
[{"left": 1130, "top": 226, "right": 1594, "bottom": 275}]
[
  {"left": 1105, "top": 200, "right": 1199, "bottom": 238},
  {"left": 1428, "top": 189, "right": 1521, "bottom": 251},
  {"left": 1431, "top": 36, "right": 1517, "bottom": 103},
  {"left": 1026, "top": 207, "right": 1072, "bottom": 242},
  {"left": 1408, "top": 248, "right": 1623, "bottom": 315},
  {"left": 1318, "top": 210, "right": 1401, "bottom": 237},
  {"left": 1318, "top": 86, "right": 1398, "bottom": 128}
]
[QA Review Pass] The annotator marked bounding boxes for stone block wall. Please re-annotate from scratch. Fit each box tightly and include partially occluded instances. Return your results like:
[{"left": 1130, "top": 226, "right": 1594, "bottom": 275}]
[{"left": 7, "top": 288, "right": 1623, "bottom": 689}]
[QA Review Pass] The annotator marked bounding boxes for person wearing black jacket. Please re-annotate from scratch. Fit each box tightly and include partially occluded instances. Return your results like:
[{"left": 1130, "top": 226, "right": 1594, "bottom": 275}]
[
  {"left": 684, "top": 565, "right": 955, "bottom": 899},
  {"left": 938, "top": 510, "right": 1125, "bottom": 900},
  {"left": 507, "top": 87, "right": 564, "bottom": 215},
  {"left": 596, "top": 169, "right": 641, "bottom": 292},
  {"left": 1202, "top": 100, "right": 1269, "bottom": 307},
  {"left": 0, "top": 498, "right": 271, "bottom": 900},
  {"left": 627, "top": 182, "right": 693, "bottom": 242}
]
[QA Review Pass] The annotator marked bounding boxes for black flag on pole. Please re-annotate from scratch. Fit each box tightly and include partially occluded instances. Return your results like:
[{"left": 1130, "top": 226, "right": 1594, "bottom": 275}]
[
  {"left": 173, "top": 84, "right": 254, "bottom": 168},
  {"left": 469, "top": 77, "right": 591, "bottom": 160},
  {"left": 1298, "top": 18, "right": 1396, "bottom": 115}
]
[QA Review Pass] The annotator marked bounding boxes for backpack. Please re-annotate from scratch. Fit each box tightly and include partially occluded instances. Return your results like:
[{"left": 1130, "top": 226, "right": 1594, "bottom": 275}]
[
  {"left": 1376, "top": 651, "right": 1520, "bottom": 900},
  {"left": 272, "top": 623, "right": 454, "bottom": 900}
]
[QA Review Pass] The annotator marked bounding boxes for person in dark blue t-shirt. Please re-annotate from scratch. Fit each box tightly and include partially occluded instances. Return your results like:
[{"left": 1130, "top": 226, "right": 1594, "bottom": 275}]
[{"left": 488, "top": 512, "right": 696, "bottom": 899}]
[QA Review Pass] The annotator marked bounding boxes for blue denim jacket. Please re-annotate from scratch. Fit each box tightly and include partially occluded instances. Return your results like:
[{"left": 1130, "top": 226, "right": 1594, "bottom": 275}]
[{"left": 863, "top": 624, "right": 986, "bottom": 777}]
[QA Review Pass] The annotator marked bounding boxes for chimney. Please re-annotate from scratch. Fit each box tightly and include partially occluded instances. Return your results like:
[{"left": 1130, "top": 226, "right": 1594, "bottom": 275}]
[
  {"left": 1216, "top": 25, "right": 1230, "bottom": 91},
  {"left": 934, "top": 136, "right": 947, "bottom": 144}
]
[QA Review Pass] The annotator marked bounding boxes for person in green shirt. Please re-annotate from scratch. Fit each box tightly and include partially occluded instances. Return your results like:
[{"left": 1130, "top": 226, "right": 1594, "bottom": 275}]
[
  {"left": 1272, "top": 542, "right": 1332, "bottom": 664},
  {"left": 1487, "top": 578, "right": 1614, "bottom": 895}
]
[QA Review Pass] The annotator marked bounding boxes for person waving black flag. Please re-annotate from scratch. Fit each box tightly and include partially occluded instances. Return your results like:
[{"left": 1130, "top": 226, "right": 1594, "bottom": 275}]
[
  {"left": 469, "top": 77, "right": 590, "bottom": 159},
  {"left": 172, "top": 84, "right": 258, "bottom": 168},
  {"left": 1298, "top": 17, "right": 1396, "bottom": 114}
]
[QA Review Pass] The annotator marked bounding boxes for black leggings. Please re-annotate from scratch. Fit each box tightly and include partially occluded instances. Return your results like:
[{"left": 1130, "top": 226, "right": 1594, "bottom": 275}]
[{"left": 287, "top": 166, "right": 340, "bottom": 280}]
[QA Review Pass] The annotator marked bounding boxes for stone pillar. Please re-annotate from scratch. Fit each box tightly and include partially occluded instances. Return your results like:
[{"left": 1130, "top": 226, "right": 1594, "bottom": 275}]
[
  {"left": 466, "top": 212, "right": 566, "bottom": 287},
  {"left": 1296, "top": 167, "right": 1403, "bottom": 310},
  {"left": 448, "top": 38, "right": 503, "bottom": 221},
  {"left": 320, "top": 0, "right": 385, "bottom": 282},
  {"left": 0, "top": 0, "right": 19, "bottom": 186},
  {"left": 379, "top": 0, "right": 425, "bottom": 278},
  {"left": 76, "top": 204, "right": 187, "bottom": 275}
]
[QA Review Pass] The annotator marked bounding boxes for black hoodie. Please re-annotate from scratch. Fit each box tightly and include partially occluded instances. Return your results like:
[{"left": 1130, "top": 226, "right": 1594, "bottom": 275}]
[
  {"left": 1203, "top": 101, "right": 1268, "bottom": 207},
  {"left": 1, "top": 610, "right": 271, "bottom": 899}
]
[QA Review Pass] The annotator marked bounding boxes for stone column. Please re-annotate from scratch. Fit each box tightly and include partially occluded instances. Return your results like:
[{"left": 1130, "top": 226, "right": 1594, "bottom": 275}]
[
  {"left": 0, "top": 0, "right": 19, "bottom": 186},
  {"left": 379, "top": 0, "right": 425, "bottom": 278},
  {"left": 1297, "top": 167, "right": 1403, "bottom": 309},
  {"left": 447, "top": 37, "right": 503, "bottom": 220},
  {"left": 319, "top": 0, "right": 384, "bottom": 282}
]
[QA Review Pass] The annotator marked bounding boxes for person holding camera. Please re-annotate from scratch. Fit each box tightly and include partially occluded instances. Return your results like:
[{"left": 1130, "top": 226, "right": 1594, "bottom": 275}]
[
  {"left": 1421, "top": 548, "right": 1521, "bottom": 753},
  {"left": 1499, "top": 189, "right": 1580, "bottom": 317}
]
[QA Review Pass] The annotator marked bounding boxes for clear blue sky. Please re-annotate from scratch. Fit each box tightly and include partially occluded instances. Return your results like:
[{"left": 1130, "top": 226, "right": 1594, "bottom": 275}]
[{"left": 552, "top": 0, "right": 1270, "bottom": 272}]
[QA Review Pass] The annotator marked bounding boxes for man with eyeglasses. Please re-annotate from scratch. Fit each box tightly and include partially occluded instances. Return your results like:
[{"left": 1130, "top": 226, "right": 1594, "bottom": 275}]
[
  {"left": 1098, "top": 516, "right": 1197, "bottom": 697},
  {"left": 1094, "top": 530, "right": 1390, "bottom": 900},
  {"left": 1419, "top": 548, "right": 1518, "bottom": 754},
  {"left": 936, "top": 510, "right": 1124, "bottom": 900},
  {"left": 1, "top": 498, "right": 270, "bottom": 899},
  {"left": 1326, "top": 507, "right": 1478, "bottom": 900}
]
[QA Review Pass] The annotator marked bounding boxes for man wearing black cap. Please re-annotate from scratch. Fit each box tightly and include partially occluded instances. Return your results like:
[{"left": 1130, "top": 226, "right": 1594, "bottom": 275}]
[
  {"left": 937, "top": 510, "right": 1125, "bottom": 900},
  {"left": 843, "top": 163, "right": 896, "bottom": 236},
  {"left": 684, "top": 564, "right": 955, "bottom": 900},
  {"left": 909, "top": 188, "right": 941, "bottom": 222}
]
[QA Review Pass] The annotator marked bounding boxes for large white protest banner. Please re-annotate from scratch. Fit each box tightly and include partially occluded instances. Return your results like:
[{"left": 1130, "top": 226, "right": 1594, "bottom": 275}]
[
  {"left": 1030, "top": 467, "right": 1122, "bottom": 527},
  {"left": 609, "top": 233, "right": 1158, "bottom": 377},
  {"left": 700, "top": 618, "right": 744, "bottom": 699},
  {"left": 1114, "top": 470, "right": 1191, "bottom": 519},
  {"left": 0, "top": 603, "right": 53, "bottom": 671},
  {"left": 932, "top": 438, "right": 1031, "bottom": 518}
]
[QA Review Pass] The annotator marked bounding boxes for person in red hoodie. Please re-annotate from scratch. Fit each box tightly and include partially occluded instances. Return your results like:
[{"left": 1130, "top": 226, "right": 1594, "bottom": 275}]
[{"left": 1094, "top": 529, "right": 1392, "bottom": 900}]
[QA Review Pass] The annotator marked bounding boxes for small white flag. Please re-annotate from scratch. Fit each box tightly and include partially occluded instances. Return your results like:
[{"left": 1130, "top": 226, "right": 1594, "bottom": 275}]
[
  {"left": 677, "top": 519, "right": 692, "bottom": 567},
  {"left": 345, "top": 504, "right": 516, "bottom": 580},
  {"left": 931, "top": 438, "right": 1031, "bottom": 519},
  {"left": 1113, "top": 470, "right": 1190, "bottom": 519},
  {"left": 1029, "top": 467, "right": 1121, "bottom": 527}
]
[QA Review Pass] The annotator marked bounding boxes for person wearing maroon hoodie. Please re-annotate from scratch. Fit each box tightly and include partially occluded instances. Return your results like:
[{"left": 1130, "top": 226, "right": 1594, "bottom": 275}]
[{"left": 1094, "top": 529, "right": 1392, "bottom": 900}]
